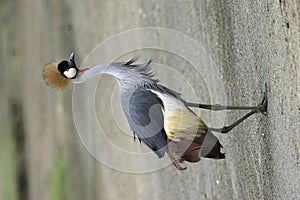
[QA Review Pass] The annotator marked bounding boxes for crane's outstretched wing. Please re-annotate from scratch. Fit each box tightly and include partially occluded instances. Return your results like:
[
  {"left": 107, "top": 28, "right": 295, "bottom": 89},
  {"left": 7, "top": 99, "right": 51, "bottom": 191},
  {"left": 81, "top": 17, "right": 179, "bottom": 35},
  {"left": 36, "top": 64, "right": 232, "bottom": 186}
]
[{"left": 123, "top": 86, "right": 168, "bottom": 158}]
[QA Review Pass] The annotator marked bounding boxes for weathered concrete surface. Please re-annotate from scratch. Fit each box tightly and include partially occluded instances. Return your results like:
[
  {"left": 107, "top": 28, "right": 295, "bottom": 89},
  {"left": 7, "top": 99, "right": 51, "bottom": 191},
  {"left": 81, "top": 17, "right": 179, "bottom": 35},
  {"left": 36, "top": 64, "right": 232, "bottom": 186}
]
[{"left": 0, "top": 0, "right": 299, "bottom": 200}]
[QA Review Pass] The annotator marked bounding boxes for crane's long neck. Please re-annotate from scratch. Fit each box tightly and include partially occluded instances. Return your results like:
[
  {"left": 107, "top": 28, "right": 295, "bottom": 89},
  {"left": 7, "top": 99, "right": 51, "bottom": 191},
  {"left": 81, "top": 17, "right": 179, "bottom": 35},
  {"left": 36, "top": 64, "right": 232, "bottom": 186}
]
[
  {"left": 74, "top": 62, "right": 157, "bottom": 90},
  {"left": 74, "top": 64, "right": 110, "bottom": 83}
]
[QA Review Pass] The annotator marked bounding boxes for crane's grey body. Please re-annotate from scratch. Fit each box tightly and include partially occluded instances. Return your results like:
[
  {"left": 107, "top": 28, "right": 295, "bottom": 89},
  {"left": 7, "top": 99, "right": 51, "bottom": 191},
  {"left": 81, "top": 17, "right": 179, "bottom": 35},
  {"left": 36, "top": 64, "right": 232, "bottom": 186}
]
[
  {"left": 76, "top": 57, "right": 185, "bottom": 158},
  {"left": 74, "top": 55, "right": 268, "bottom": 170},
  {"left": 123, "top": 85, "right": 167, "bottom": 158}
]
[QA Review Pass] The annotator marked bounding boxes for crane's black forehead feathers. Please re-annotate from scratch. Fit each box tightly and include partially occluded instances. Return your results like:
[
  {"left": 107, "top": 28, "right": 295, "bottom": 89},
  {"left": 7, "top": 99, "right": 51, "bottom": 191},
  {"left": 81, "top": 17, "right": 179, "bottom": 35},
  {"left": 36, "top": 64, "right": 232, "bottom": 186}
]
[{"left": 57, "top": 60, "right": 69, "bottom": 74}]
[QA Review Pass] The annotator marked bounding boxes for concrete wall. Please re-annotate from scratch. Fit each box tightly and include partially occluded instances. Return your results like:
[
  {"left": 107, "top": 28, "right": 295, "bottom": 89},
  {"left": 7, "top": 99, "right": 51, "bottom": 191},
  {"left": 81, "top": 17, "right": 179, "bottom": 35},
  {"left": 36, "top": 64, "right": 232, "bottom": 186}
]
[{"left": 0, "top": 0, "right": 299, "bottom": 199}]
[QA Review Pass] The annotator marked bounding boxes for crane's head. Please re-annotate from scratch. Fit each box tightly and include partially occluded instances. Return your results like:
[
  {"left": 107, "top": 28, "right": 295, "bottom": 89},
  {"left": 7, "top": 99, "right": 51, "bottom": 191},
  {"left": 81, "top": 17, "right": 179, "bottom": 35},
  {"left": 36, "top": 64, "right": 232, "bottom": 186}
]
[
  {"left": 57, "top": 52, "right": 78, "bottom": 79},
  {"left": 43, "top": 52, "right": 89, "bottom": 90}
]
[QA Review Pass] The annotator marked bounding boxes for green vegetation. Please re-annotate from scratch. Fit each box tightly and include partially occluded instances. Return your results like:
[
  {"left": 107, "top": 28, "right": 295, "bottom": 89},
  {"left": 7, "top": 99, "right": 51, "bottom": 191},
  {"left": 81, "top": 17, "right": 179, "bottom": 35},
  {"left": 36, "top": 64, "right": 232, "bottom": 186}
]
[
  {"left": 0, "top": 130, "right": 17, "bottom": 200},
  {"left": 49, "top": 154, "right": 66, "bottom": 200}
]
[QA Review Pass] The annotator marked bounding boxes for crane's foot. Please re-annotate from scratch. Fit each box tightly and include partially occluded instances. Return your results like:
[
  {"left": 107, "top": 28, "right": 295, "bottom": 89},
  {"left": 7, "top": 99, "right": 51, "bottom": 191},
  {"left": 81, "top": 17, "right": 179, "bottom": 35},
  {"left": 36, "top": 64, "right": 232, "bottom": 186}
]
[
  {"left": 167, "top": 152, "right": 187, "bottom": 170},
  {"left": 257, "top": 86, "right": 268, "bottom": 115}
]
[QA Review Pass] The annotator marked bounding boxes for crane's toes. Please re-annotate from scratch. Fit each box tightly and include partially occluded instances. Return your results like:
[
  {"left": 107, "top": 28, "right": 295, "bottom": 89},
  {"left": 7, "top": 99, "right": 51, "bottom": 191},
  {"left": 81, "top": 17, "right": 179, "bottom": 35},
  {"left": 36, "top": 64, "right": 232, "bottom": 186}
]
[
  {"left": 168, "top": 153, "right": 187, "bottom": 170},
  {"left": 258, "top": 90, "right": 268, "bottom": 115},
  {"left": 173, "top": 160, "right": 187, "bottom": 171},
  {"left": 171, "top": 157, "right": 187, "bottom": 170}
]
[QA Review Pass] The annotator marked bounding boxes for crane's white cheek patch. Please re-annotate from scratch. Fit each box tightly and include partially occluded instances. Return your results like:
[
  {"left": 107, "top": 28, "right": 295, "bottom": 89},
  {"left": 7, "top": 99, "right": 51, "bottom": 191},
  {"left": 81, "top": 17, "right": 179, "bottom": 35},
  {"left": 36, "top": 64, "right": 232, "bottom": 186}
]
[{"left": 64, "top": 68, "right": 77, "bottom": 78}]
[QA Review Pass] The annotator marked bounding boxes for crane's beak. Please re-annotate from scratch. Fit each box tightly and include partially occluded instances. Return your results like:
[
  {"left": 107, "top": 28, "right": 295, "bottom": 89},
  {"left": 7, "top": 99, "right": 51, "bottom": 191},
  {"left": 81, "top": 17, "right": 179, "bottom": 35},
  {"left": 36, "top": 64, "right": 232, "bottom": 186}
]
[
  {"left": 68, "top": 52, "right": 89, "bottom": 74},
  {"left": 68, "top": 52, "right": 76, "bottom": 68}
]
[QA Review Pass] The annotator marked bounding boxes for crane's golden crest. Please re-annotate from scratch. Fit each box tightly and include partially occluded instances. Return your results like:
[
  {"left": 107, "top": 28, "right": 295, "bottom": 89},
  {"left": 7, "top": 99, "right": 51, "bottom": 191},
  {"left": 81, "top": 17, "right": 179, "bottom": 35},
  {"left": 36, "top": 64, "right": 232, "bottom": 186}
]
[{"left": 42, "top": 63, "right": 73, "bottom": 90}]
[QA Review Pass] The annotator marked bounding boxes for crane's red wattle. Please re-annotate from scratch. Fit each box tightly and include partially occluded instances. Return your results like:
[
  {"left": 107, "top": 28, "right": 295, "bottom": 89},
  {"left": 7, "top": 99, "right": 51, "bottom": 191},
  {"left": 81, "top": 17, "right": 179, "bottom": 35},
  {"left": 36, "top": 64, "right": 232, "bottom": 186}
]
[{"left": 79, "top": 68, "right": 90, "bottom": 74}]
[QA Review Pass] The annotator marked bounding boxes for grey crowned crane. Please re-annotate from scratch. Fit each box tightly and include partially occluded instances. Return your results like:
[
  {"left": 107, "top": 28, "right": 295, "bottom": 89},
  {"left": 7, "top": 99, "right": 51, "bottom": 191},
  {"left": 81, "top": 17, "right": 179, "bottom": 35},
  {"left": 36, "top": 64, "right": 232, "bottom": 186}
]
[{"left": 43, "top": 53, "right": 267, "bottom": 170}]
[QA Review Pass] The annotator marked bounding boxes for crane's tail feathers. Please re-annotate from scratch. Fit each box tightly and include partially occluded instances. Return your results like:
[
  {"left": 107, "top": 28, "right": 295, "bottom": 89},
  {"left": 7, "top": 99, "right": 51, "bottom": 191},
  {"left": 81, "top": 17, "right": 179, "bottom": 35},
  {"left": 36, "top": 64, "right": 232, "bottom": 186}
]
[
  {"left": 167, "top": 131, "right": 225, "bottom": 170},
  {"left": 198, "top": 131, "right": 226, "bottom": 159}
]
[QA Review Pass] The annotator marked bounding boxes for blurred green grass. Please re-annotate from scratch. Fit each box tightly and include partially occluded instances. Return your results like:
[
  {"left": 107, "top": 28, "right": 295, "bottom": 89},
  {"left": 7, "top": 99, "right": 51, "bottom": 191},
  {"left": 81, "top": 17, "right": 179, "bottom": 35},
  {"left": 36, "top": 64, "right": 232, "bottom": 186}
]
[
  {"left": 49, "top": 154, "right": 66, "bottom": 200},
  {"left": 0, "top": 129, "right": 17, "bottom": 200}
]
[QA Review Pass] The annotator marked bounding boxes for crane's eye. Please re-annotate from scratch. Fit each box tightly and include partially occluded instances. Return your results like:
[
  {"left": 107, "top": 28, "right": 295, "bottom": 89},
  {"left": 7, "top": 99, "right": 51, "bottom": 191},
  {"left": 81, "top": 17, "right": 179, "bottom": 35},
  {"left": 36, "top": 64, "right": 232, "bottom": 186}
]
[{"left": 63, "top": 68, "right": 77, "bottom": 79}]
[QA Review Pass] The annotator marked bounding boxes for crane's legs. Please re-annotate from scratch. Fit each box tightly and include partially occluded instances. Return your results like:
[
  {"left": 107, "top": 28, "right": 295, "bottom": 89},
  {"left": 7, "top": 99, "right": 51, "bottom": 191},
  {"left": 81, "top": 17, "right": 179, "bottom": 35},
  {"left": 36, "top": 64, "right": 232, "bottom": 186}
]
[
  {"left": 186, "top": 91, "right": 267, "bottom": 113},
  {"left": 208, "top": 109, "right": 258, "bottom": 133},
  {"left": 185, "top": 102, "right": 265, "bottom": 111},
  {"left": 187, "top": 91, "right": 268, "bottom": 133}
]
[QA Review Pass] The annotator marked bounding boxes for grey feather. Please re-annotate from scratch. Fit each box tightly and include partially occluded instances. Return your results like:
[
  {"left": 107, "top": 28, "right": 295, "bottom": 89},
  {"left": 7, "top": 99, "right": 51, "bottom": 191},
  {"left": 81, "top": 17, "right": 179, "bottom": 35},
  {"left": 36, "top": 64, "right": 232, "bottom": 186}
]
[
  {"left": 124, "top": 52, "right": 142, "bottom": 65},
  {"left": 121, "top": 86, "right": 168, "bottom": 158}
]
